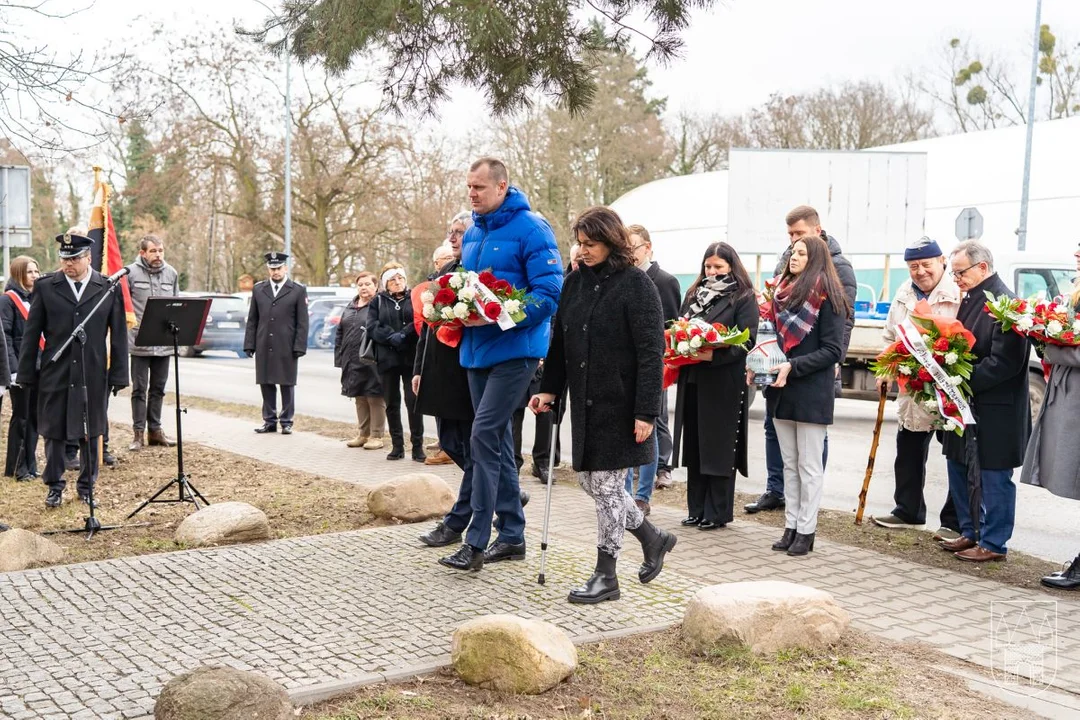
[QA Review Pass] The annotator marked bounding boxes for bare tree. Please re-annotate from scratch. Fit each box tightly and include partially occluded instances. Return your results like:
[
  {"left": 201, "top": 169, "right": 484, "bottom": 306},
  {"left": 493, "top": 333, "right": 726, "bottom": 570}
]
[{"left": 667, "top": 111, "right": 749, "bottom": 175}]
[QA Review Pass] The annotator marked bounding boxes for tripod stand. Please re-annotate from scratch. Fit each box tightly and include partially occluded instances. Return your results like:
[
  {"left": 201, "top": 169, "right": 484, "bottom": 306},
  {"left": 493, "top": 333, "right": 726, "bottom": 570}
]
[{"left": 128, "top": 299, "right": 212, "bottom": 518}]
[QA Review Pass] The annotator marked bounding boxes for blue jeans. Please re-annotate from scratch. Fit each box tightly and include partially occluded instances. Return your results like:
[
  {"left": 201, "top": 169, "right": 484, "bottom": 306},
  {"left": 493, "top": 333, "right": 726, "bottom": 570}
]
[
  {"left": 625, "top": 432, "right": 658, "bottom": 503},
  {"left": 946, "top": 459, "right": 1015, "bottom": 555},
  {"left": 464, "top": 359, "right": 538, "bottom": 549},
  {"left": 764, "top": 407, "right": 828, "bottom": 498}
]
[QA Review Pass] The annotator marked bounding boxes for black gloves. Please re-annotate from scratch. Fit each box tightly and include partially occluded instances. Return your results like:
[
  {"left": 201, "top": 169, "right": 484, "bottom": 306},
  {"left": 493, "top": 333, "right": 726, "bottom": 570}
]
[
  {"left": 110, "top": 385, "right": 124, "bottom": 397},
  {"left": 245, "top": 350, "right": 254, "bottom": 358},
  {"left": 293, "top": 351, "right": 304, "bottom": 359}
]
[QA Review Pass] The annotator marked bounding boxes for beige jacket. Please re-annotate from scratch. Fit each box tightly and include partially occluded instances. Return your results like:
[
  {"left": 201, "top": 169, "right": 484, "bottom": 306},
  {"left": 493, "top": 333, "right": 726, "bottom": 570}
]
[{"left": 882, "top": 275, "right": 962, "bottom": 432}]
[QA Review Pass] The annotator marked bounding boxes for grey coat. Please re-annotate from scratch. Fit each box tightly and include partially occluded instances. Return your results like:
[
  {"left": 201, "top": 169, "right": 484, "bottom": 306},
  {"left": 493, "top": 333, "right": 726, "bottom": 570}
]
[
  {"left": 1021, "top": 343, "right": 1080, "bottom": 500},
  {"left": 127, "top": 257, "right": 179, "bottom": 357}
]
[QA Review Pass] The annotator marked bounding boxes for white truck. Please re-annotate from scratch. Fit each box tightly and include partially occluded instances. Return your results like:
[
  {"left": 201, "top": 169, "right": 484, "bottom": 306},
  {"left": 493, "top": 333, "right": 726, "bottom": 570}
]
[{"left": 841, "top": 251, "right": 1075, "bottom": 419}]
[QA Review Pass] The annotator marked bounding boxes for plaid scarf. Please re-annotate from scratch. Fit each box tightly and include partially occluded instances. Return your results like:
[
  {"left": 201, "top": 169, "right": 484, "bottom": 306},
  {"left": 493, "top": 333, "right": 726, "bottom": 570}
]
[{"left": 772, "top": 278, "right": 825, "bottom": 353}]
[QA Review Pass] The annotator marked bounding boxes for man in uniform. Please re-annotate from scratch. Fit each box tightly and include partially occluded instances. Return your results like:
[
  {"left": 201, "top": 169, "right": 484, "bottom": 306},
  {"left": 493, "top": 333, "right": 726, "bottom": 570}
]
[
  {"left": 244, "top": 251, "right": 308, "bottom": 434},
  {"left": 17, "top": 231, "right": 129, "bottom": 508},
  {"left": 127, "top": 235, "right": 180, "bottom": 450}
]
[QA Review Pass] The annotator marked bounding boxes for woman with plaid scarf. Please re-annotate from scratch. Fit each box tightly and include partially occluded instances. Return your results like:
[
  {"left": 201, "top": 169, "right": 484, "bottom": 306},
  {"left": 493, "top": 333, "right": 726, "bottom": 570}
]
[{"left": 759, "top": 234, "right": 851, "bottom": 557}]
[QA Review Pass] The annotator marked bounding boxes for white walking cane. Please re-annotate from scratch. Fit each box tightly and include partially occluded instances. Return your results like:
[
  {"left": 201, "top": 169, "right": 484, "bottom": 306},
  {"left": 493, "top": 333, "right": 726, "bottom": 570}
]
[{"left": 537, "top": 394, "right": 563, "bottom": 586}]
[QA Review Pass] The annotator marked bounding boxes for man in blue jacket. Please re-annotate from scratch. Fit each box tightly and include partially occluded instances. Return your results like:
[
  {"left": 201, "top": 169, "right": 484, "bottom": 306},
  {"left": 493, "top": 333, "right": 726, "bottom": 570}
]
[{"left": 438, "top": 157, "right": 563, "bottom": 572}]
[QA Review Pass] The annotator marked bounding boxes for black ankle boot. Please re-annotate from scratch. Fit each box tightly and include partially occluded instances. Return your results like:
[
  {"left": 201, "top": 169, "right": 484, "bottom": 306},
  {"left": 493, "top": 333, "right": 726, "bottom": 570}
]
[
  {"left": 1042, "top": 553, "right": 1080, "bottom": 590},
  {"left": 386, "top": 446, "right": 405, "bottom": 461},
  {"left": 568, "top": 549, "right": 620, "bottom": 604},
  {"left": 628, "top": 519, "right": 677, "bottom": 584},
  {"left": 772, "top": 528, "right": 797, "bottom": 551},
  {"left": 787, "top": 532, "right": 816, "bottom": 556}
]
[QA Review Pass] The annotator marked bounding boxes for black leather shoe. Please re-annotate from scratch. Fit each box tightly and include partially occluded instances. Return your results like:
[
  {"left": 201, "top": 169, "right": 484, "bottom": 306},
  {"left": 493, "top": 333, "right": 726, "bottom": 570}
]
[
  {"left": 280, "top": 425, "right": 293, "bottom": 435},
  {"left": 386, "top": 447, "right": 405, "bottom": 461},
  {"left": 1042, "top": 554, "right": 1080, "bottom": 590},
  {"left": 78, "top": 493, "right": 97, "bottom": 510},
  {"left": 745, "top": 491, "right": 784, "bottom": 514},
  {"left": 254, "top": 423, "right": 277, "bottom": 434},
  {"left": 438, "top": 544, "right": 484, "bottom": 571},
  {"left": 531, "top": 463, "right": 552, "bottom": 484},
  {"left": 568, "top": 549, "right": 620, "bottom": 604},
  {"left": 519, "top": 490, "right": 530, "bottom": 508},
  {"left": 484, "top": 541, "right": 526, "bottom": 563},
  {"left": 102, "top": 447, "right": 117, "bottom": 467},
  {"left": 787, "top": 532, "right": 816, "bottom": 556},
  {"left": 681, "top": 516, "right": 702, "bottom": 526},
  {"left": 698, "top": 520, "right": 726, "bottom": 531},
  {"left": 15, "top": 474, "right": 33, "bottom": 483},
  {"left": 411, "top": 446, "right": 426, "bottom": 462},
  {"left": 419, "top": 521, "right": 462, "bottom": 547},
  {"left": 45, "top": 489, "right": 62, "bottom": 508},
  {"left": 772, "top": 528, "right": 797, "bottom": 551},
  {"left": 628, "top": 519, "right": 677, "bottom": 584}
]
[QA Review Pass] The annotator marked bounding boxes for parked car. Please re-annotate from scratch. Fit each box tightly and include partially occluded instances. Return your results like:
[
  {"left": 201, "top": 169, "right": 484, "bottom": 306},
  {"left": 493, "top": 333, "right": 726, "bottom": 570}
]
[
  {"left": 318, "top": 303, "right": 348, "bottom": 349},
  {"left": 308, "top": 297, "right": 349, "bottom": 349},
  {"left": 178, "top": 294, "right": 248, "bottom": 357}
]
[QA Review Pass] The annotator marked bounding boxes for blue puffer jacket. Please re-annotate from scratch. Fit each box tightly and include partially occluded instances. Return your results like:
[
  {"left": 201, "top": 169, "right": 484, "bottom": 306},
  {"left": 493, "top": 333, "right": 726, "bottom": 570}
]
[{"left": 459, "top": 187, "right": 563, "bottom": 369}]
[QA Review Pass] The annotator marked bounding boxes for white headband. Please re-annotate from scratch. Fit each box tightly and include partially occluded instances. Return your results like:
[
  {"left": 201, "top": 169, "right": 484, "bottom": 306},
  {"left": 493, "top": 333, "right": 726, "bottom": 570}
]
[{"left": 381, "top": 268, "right": 406, "bottom": 287}]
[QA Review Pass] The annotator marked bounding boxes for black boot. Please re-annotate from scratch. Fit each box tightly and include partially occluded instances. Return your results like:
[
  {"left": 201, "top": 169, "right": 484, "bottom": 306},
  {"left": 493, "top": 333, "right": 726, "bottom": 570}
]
[
  {"left": 411, "top": 444, "right": 426, "bottom": 463},
  {"left": 772, "top": 528, "right": 797, "bottom": 551},
  {"left": 386, "top": 446, "right": 405, "bottom": 461},
  {"left": 568, "top": 549, "right": 620, "bottom": 604},
  {"left": 1042, "top": 553, "right": 1080, "bottom": 590},
  {"left": 628, "top": 519, "right": 677, "bottom": 584},
  {"left": 102, "top": 444, "right": 117, "bottom": 467},
  {"left": 787, "top": 532, "right": 815, "bottom": 556}
]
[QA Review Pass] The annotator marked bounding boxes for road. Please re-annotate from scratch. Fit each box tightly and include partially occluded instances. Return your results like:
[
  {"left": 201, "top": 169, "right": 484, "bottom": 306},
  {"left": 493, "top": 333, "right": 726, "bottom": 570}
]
[{"left": 171, "top": 349, "right": 1079, "bottom": 564}]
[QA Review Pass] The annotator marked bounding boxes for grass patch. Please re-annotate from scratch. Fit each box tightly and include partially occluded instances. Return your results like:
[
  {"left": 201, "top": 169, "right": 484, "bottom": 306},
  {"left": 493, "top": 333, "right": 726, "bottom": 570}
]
[{"left": 301, "top": 627, "right": 1033, "bottom": 719}]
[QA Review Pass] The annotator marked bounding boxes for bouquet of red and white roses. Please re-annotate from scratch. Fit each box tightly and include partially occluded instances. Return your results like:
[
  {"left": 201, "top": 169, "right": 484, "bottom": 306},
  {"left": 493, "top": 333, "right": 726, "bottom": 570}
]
[
  {"left": 984, "top": 292, "right": 1080, "bottom": 349},
  {"left": 869, "top": 300, "right": 977, "bottom": 436},
  {"left": 415, "top": 269, "right": 530, "bottom": 346},
  {"left": 662, "top": 317, "right": 752, "bottom": 388}
]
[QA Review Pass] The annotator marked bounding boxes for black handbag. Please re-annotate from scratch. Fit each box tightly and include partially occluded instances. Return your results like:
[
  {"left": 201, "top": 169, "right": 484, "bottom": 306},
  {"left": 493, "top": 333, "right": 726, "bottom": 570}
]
[{"left": 357, "top": 326, "right": 377, "bottom": 366}]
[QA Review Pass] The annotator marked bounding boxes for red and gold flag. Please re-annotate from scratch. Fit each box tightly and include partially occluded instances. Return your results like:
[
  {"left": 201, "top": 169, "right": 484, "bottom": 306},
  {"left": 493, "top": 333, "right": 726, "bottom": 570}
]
[{"left": 88, "top": 167, "right": 136, "bottom": 328}]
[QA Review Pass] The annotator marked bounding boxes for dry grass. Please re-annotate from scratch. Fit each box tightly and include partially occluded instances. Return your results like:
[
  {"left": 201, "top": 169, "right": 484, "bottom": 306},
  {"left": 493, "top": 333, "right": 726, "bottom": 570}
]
[{"left": 302, "top": 627, "right": 1035, "bottom": 720}]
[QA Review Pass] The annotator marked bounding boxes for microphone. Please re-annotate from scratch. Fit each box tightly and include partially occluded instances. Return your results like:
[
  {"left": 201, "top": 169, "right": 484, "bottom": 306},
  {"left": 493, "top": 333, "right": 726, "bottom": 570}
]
[{"left": 105, "top": 266, "right": 130, "bottom": 284}]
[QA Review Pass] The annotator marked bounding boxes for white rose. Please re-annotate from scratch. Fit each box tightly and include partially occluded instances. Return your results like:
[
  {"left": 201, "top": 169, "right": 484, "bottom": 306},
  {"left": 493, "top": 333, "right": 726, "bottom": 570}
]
[
  {"left": 1047, "top": 320, "right": 1064, "bottom": 335},
  {"left": 676, "top": 341, "right": 690, "bottom": 354},
  {"left": 924, "top": 400, "right": 938, "bottom": 411},
  {"left": 440, "top": 306, "right": 456, "bottom": 320},
  {"left": 1017, "top": 315, "right": 1035, "bottom": 331},
  {"left": 422, "top": 303, "right": 435, "bottom": 318},
  {"left": 944, "top": 352, "right": 958, "bottom": 366},
  {"left": 420, "top": 290, "right": 435, "bottom": 304},
  {"left": 689, "top": 335, "right": 703, "bottom": 349},
  {"left": 898, "top": 365, "right": 912, "bottom": 376},
  {"left": 452, "top": 302, "right": 470, "bottom": 319},
  {"left": 459, "top": 287, "right": 476, "bottom": 302},
  {"left": 944, "top": 419, "right": 959, "bottom": 432},
  {"left": 1072, "top": 319, "right": 1080, "bottom": 334},
  {"left": 504, "top": 299, "right": 521, "bottom": 314},
  {"left": 948, "top": 375, "right": 963, "bottom": 386},
  {"left": 448, "top": 274, "right": 464, "bottom": 289},
  {"left": 923, "top": 334, "right": 934, "bottom": 345}
]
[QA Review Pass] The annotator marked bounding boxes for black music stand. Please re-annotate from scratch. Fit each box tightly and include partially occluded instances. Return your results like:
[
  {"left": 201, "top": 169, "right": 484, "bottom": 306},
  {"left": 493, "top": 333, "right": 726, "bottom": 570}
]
[{"left": 127, "top": 297, "right": 212, "bottom": 518}]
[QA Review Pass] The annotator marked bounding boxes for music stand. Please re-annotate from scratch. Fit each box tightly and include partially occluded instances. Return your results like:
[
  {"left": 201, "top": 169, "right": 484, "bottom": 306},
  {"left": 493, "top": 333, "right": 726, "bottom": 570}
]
[{"left": 127, "top": 297, "right": 212, "bottom": 518}]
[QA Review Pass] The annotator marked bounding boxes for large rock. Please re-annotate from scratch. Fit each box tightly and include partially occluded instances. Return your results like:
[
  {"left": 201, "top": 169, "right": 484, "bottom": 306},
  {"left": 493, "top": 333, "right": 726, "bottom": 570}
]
[
  {"left": 0, "top": 528, "right": 65, "bottom": 571},
  {"left": 451, "top": 614, "right": 577, "bottom": 694},
  {"left": 682, "top": 581, "right": 849, "bottom": 655},
  {"left": 154, "top": 666, "right": 292, "bottom": 720},
  {"left": 367, "top": 473, "right": 454, "bottom": 522},
  {"left": 175, "top": 502, "right": 270, "bottom": 547}
]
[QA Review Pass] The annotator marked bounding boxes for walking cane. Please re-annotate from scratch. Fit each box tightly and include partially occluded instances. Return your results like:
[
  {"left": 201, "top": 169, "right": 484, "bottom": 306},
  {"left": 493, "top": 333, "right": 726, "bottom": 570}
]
[
  {"left": 537, "top": 395, "right": 562, "bottom": 585},
  {"left": 855, "top": 383, "right": 889, "bottom": 525}
]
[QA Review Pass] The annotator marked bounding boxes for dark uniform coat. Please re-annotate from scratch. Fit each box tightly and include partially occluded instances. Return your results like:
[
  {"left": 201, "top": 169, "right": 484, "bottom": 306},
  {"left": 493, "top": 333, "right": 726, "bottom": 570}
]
[
  {"left": 673, "top": 290, "right": 759, "bottom": 478},
  {"left": 335, "top": 297, "right": 383, "bottom": 398},
  {"left": 17, "top": 270, "right": 129, "bottom": 439},
  {"left": 540, "top": 261, "right": 664, "bottom": 472},
  {"left": 244, "top": 279, "right": 309, "bottom": 385},
  {"left": 942, "top": 273, "right": 1031, "bottom": 470}
]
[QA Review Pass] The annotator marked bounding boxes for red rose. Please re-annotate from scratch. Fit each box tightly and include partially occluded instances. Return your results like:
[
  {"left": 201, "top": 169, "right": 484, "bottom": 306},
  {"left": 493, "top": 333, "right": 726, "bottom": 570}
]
[
  {"left": 1016, "top": 300, "right": 1028, "bottom": 312},
  {"left": 895, "top": 343, "right": 910, "bottom": 356},
  {"left": 712, "top": 323, "right": 728, "bottom": 333},
  {"left": 437, "top": 275, "right": 451, "bottom": 288},
  {"left": 689, "top": 326, "right": 703, "bottom": 338},
  {"left": 434, "top": 288, "right": 456, "bottom": 305},
  {"left": 943, "top": 400, "right": 959, "bottom": 415},
  {"left": 933, "top": 337, "right": 949, "bottom": 352},
  {"left": 492, "top": 279, "right": 513, "bottom": 294},
  {"left": 675, "top": 329, "right": 689, "bottom": 342},
  {"left": 478, "top": 271, "right": 498, "bottom": 287},
  {"left": 705, "top": 330, "right": 719, "bottom": 343},
  {"left": 917, "top": 367, "right": 932, "bottom": 382},
  {"left": 909, "top": 378, "right": 924, "bottom": 392},
  {"left": 1062, "top": 331, "right": 1077, "bottom": 343},
  {"left": 483, "top": 302, "right": 501, "bottom": 320}
]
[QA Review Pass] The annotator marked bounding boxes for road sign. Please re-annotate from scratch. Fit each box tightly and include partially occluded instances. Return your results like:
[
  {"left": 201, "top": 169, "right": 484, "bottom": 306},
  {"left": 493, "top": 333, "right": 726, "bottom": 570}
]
[{"left": 955, "top": 207, "right": 984, "bottom": 241}]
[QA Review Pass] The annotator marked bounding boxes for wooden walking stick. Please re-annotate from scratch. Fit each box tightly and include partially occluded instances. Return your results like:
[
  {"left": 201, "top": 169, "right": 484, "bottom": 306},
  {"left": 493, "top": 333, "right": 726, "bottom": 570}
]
[{"left": 855, "top": 383, "right": 889, "bottom": 525}]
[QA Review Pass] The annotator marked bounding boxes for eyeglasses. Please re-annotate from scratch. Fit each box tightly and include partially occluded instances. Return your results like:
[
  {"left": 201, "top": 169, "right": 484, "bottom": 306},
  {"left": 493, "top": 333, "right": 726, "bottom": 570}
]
[
  {"left": 630, "top": 243, "right": 649, "bottom": 253},
  {"left": 448, "top": 229, "right": 465, "bottom": 238},
  {"left": 950, "top": 263, "right": 980, "bottom": 278},
  {"left": 60, "top": 256, "right": 87, "bottom": 264}
]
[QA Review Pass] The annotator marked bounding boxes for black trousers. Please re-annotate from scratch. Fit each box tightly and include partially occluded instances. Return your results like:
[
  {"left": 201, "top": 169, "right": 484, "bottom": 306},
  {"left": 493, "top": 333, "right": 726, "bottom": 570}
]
[
  {"left": 43, "top": 437, "right": 98, "bottom": 494},
  {"left": 893, "top": 427, "right": 959, "bottom": 528},
  {"left": 381, "top": 367, "right": 423, "bottom": 450},
  {"left": 5, "top": 384, "right": 39, "bottom": 478},
  {"left": 683, "top": 392, "right": 734, "bottom": 524},
  {"left": 260, "top": 384, "right": 295, "bottom": 426},
  {"left": 511, "top": 404, "right": 563, "bottom": 472},
  {"left": 130, "top": 355, "right": 170, "bottom": 431}
]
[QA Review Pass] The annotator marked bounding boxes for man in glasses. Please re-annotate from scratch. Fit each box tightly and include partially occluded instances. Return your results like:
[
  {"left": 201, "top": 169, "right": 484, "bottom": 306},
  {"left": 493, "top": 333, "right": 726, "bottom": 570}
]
[{"left": 939, "top": 240, "right": 1030, "bottom": 563}]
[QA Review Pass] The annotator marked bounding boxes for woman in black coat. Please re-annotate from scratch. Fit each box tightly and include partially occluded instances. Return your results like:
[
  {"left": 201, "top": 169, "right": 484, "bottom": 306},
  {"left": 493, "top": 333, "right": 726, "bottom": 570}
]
[
  {"left": 2, "top": 256, "right": 40, "bottom": 480},
  {"left": 760, "top": 234, "right": 849, "bottom": 557},
  {"left": 335, "top": 271, "right": 386, "bottom": 450},
  {"left": 672, "top": 242, "right": 759, "bottom": 531},
  {"left": 366, "top": 265, "right": 424, "bottom": 461},
  {"left": 534, "top": 206, "right": 676, "bottom": 605}
]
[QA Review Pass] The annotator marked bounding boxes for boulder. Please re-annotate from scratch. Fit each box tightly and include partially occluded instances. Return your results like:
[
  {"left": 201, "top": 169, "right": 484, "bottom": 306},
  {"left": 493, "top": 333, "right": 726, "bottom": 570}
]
[
  {"left": 175, "top": 502, "right": 270, "bottom": 547},
  {"left": 682, "top": 581, "right": 849, "bottom": 655},
  {"left": 0, "top": 528, "right": 65, "bottom": 571},
  {"left": 367, "top": 473, "right": 454, "bottom": 522},
  {"left": 154, "top": 666, "right": 292, "bottom": 720},
  {"left": 451, "top": 614, "right": 577, "bottom": 694}
]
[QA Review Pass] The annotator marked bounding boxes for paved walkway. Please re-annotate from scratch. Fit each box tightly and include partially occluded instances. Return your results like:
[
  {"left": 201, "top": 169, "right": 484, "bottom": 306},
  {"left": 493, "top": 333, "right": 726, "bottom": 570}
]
[{"left": 1, "top": 406, "right": 1079, "bottom": 719}]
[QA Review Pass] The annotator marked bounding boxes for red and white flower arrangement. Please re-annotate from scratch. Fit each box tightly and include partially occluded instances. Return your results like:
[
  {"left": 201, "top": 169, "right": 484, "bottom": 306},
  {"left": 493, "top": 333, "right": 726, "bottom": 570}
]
[
  {"left": 662, "top": 317, "right": 751, "bottom": 387},
  {"left": 419, "top": 269, "right": 528, "bottom": 328},
  {"left": 984, "top": 292, "right": 1080, "bottom": 349}
]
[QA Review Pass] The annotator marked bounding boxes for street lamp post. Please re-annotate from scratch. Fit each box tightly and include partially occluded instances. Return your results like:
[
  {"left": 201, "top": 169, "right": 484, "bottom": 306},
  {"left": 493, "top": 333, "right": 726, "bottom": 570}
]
[{"left": 1017, "top": 0, "right": 1043, "bottom": 252}]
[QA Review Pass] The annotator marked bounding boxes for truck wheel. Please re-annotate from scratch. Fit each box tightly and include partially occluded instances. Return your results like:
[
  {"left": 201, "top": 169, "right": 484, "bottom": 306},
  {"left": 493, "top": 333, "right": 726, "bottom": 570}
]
[{"left": 1029, "top": 371, "right": 1046, "bottom": 424}]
